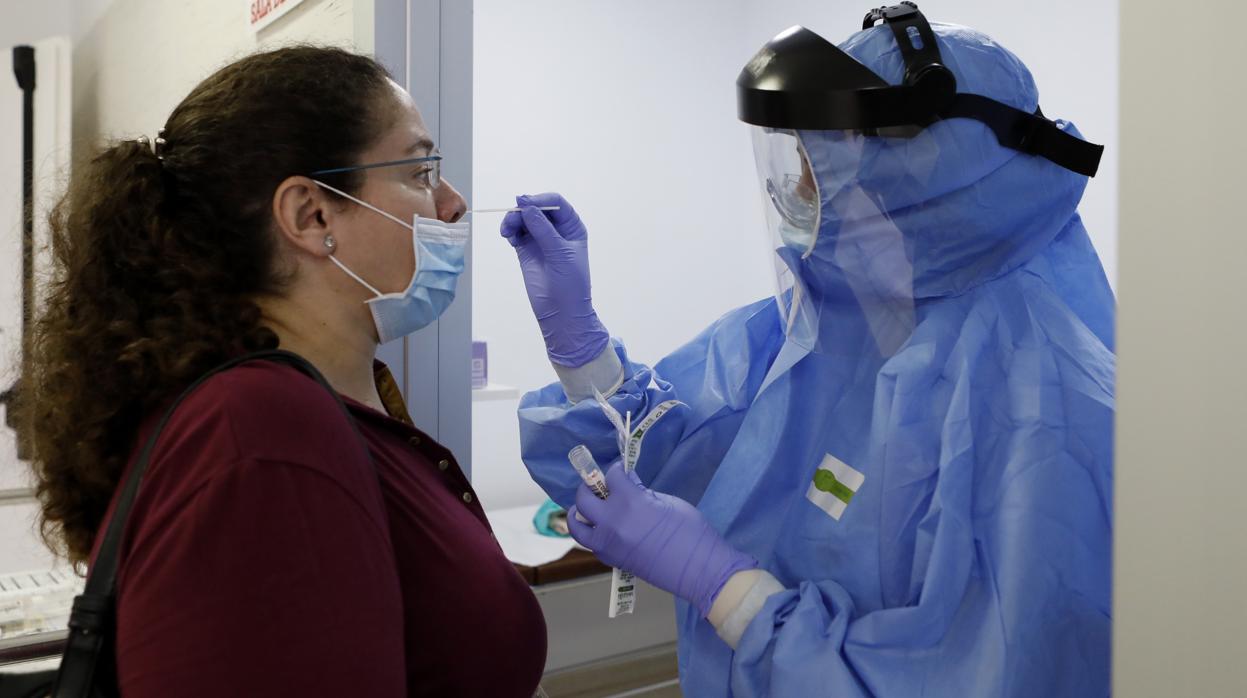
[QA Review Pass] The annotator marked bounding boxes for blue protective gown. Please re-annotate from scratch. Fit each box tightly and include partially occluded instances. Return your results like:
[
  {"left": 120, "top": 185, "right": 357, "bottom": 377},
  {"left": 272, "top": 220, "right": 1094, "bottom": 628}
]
[{"left": 519, "top": 23, "right": 1114, "bottom": 697}]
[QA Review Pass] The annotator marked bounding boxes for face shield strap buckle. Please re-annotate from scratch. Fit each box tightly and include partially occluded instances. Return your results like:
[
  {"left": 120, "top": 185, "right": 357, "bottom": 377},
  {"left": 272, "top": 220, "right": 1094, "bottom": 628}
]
[
  {"left": 865, "top": 3, "right": 1104, "bottom": 177},
  {"left": 866, "top": 4, "right": 957, "bottom": 123},
  {"left": 862, "top": 1, "right": 920, "bottom": 29},
  {"left": 940, "top": 93, "right": 1105, "bottom": 177},
  {"left": 865, "top": 2, "right": 942, "bottom": 80}
]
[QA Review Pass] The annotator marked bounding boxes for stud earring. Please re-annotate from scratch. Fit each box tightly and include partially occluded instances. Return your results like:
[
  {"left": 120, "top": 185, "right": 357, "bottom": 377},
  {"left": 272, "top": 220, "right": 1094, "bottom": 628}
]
[{"left": 323, "top": 235, "right": 337, "bottom": 251}]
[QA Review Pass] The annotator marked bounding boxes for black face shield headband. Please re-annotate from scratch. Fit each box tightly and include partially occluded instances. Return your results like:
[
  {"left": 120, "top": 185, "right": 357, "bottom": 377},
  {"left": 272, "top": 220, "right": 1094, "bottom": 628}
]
[{"left": 736, "top": 2, "right": 1104, "bottom": 177}]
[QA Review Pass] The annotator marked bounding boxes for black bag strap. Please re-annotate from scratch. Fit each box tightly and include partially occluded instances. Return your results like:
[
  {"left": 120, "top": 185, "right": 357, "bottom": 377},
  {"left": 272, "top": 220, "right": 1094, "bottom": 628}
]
[{"left": 52, "top": 350, "right": 375, "bottom": 698}]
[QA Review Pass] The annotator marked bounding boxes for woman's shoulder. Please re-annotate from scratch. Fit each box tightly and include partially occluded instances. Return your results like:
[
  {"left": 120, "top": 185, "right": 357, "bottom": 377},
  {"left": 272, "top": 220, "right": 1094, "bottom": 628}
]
[
  {"left": 114, "top": 358, "right": 388, "bottom": 569},
  {"left": 143, "top": 358, "right": 373, "bottom": 494},
  {"left": 202, "top": 358, "right": 362, "bottom": 452},
  {"left": 199, "top": 357, "right": 340, "bottom": 413}
]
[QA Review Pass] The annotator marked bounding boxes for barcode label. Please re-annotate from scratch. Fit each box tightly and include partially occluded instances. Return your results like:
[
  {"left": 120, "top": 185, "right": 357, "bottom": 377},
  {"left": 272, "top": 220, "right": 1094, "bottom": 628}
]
[{"left": 608, "top": 568, "right": 637, "bottom": 618}]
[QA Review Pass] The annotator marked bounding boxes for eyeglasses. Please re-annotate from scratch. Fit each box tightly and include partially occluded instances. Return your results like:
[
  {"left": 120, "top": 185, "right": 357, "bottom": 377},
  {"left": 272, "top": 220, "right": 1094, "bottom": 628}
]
[{"left": 311, "top": 154, "right": 443, "bottom": 189}]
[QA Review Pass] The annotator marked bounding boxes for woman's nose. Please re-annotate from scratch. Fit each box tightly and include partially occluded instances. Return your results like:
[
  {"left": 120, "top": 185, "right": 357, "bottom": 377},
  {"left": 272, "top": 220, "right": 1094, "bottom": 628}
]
[{"left": 436, "top": 180, "right": 468, "bottom": 223}]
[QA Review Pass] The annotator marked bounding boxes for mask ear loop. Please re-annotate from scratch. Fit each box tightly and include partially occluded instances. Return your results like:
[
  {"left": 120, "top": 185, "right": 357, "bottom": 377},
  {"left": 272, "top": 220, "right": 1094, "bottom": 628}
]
[
  {"left": 311, "top": 179, "right": 413, "bottom": 231},
  {"left": 310, "top": 179, "right": 399, "bottom": 299},
  {"left": 326, "top": 255, "right": 384, "bottom": 298}
]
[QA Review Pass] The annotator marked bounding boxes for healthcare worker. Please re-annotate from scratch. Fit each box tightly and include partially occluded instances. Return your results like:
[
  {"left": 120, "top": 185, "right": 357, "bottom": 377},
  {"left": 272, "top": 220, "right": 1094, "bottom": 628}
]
[{"left": 503, "top": 4, "right": 1113, "bottom": 696}]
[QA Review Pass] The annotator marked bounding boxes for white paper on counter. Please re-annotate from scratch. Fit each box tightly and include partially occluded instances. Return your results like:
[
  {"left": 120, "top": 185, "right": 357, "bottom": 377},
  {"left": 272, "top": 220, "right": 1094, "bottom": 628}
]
[{"left": 485, "top": 504, "right": 585, "bottom": 568}]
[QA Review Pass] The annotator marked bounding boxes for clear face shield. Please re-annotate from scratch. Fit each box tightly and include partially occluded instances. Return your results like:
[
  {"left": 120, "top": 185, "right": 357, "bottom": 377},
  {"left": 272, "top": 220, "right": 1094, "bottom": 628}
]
[
  {"left": 751, "top": 128, "right": 821, "bottom": 350},
  {"left": 752, "top": 128, "right": 820, "bottom": 257},
  {"left": 752, "top": 126, "right": 926, "bottom": 357}
]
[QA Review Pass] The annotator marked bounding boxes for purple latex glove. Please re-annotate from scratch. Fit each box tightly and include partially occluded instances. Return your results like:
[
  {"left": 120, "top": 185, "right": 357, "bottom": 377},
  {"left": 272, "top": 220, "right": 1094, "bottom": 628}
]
[
  {"left": 500, "top": 193, "right": 609, "bottom": 367},
  {"left": 568, "top": 462, "right": 758, "bottom": 617}
]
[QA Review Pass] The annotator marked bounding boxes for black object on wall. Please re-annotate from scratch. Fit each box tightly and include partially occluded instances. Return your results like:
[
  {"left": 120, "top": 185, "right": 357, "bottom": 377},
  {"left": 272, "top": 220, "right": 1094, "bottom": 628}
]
[{"left": 1, "top": 45, "right": 36, "bottom": 460}]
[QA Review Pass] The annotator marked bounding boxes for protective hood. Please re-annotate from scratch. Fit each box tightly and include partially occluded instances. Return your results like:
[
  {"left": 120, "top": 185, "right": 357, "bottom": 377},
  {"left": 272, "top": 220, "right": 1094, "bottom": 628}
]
[{"left": 788, "top": 23, "right": 1090, "bottom": 329}]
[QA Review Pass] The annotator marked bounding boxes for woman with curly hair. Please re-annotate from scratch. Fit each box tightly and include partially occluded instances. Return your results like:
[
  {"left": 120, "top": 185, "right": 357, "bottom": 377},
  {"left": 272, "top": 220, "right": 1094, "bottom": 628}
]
[{"left": 17, "top": 46, "right": 545, "bottom": 696}]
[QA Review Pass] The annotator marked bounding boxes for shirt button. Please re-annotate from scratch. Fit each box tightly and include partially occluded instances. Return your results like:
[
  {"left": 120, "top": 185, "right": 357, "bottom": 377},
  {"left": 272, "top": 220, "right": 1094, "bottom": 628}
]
[
  {"left": 438, "top": 459, "right": 450, "bottom": 471},
  {"left": 462, "top": 492, "right": 474, "bottom": 504},
  {"left": 408, "top": 435, "right": 422, "bottom": 446}
]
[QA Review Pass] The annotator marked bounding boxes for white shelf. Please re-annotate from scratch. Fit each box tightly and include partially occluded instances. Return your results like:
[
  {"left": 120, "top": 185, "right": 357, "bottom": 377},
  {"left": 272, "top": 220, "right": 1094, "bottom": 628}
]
[{"left": 472, "top": 383, "right": 521, "bottom": 402}]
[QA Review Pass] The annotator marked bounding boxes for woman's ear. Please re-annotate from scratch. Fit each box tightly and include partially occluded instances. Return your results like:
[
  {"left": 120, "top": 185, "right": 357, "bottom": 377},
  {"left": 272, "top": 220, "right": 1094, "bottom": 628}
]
[{"left": 272, "top": 176, "right": 338, "bottom": 257}]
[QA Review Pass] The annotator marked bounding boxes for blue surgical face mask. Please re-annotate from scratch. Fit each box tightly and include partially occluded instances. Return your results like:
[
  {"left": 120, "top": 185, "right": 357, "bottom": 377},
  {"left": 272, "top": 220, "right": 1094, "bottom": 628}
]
[
  {"left": 764, "top": 159, "right": 820, "bottom": 257},
  {"left": 778, "top": 220, "right": 818, "bottom": 255},
  {"left": 312, "top": 180, "right": 470, "bottom": 344}
]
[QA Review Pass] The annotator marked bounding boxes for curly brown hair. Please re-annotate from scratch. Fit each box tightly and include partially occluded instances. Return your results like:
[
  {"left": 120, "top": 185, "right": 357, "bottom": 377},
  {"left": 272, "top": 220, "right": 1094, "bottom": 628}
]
[{"left": 17, "top": 46, "right": 396, "bottom": 564}]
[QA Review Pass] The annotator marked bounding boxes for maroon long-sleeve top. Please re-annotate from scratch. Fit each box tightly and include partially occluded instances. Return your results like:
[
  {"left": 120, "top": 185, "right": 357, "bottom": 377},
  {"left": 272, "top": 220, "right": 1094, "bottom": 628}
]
[{"left": 89, "top": 359, "right": 546, "bottom": 696}]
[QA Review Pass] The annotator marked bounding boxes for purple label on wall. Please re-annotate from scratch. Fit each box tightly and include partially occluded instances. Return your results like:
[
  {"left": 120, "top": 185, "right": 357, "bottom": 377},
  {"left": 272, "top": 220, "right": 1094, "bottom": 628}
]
[{"left": 471, "top": 341, "right": 487, "bottom": 389}]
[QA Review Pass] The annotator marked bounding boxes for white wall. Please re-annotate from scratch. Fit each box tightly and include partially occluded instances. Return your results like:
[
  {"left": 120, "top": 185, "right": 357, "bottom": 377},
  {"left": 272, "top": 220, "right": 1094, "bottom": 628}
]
[
  {"left": 470, "top": 0, "right": 1119, "bottom": 511},
  {"left": 70, "top": 0, "right": 119, "bottom": 44},
  {"left": 73, "top": 0, "right": 362, "bottom": 147},
  {"left": 0, "top": 5, "right": 72, "bottom": 441},
  {"left": 1114, "top": 1, "right": 1247, "bottom": 695},
  {"left": 0, "top": 0, "right": 73, "bottom": 576}
]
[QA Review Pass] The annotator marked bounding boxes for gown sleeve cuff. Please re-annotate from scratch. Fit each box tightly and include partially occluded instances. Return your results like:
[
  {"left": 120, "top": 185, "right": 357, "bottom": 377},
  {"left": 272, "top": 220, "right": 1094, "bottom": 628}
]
[
  {"left": 711, "top": 569, "right": 785, "bottom": 650},
  {"left": 552, "top": 343, "right": 626, "bottom": 403}
]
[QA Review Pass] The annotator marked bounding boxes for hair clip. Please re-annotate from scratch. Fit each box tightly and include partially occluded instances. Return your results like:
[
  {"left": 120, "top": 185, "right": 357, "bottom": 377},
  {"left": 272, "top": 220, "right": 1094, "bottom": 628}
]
[{"left": 153, "top": 127, "right": 167, "bottom": 161}]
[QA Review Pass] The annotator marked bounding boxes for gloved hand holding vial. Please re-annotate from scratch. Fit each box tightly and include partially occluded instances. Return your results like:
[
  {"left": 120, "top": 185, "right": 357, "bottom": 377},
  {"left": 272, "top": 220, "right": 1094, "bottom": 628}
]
[{"left": 568, "top": 445, "right": 639, "bottom": 618}]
